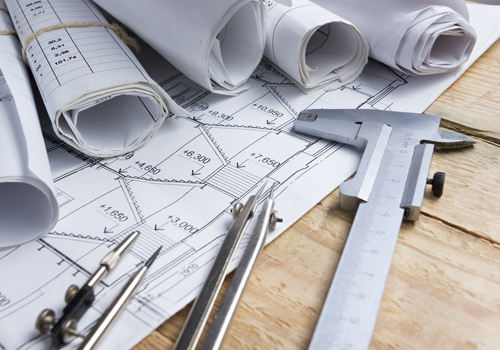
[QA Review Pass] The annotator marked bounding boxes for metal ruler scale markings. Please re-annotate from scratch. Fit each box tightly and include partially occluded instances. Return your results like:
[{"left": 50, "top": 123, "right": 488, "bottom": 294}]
[{"left": 314, "top": 151, "right": 406, "bottom": 350}]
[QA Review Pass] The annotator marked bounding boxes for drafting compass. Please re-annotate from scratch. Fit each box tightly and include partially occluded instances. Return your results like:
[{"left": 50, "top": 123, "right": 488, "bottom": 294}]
[
  {"left": 294, "top": 109, "right": 475, "bottom": 350},
  {"left": 174, "top": 184, "right": 282, "bottom": 350},
  {"left": 35, "top": 231, "right": 144, "bottom": 349}
]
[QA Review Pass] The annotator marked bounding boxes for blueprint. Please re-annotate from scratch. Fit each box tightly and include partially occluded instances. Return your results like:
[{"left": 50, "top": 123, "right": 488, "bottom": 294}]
[
  {"left": 94, "top": 0, "right": 269, "bottom": 94},
  {"left": 0, "top": 6, "right": 58, "bottom": 249},
  {"left": 1, "top": 4, "right": 500, "bottom": 350},
  {"left": 4, "top": 0, "right": 186, "bottom": 158},
  {"left": 263, "top": 0, "right": 368, "bottom": 92}
]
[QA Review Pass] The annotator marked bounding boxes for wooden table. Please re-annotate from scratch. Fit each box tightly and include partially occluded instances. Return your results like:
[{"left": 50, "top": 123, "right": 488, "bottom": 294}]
[{"left": 134, "top": 36, "right": 500, "bottom": 350}]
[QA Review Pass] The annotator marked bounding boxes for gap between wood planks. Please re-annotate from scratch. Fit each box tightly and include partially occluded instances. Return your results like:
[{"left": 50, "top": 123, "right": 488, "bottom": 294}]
[
  {"left": 441, "top": 120, "right": 500, "bottom": 148},
  {"left": 421, "top": 211, "right": 500, "bottom": 250}
]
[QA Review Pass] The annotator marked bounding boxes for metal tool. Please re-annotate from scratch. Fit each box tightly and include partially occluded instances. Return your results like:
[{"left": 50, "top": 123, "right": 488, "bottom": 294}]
[
  {"left": 294, "top": 109, "right": 475, "bottom": 350},
  {"left": 35, "top": 231, "right": 140, "bottom": 349},
  {"left": 174, "top": 183, "right": 282, "bottom": 350},
  {"left": 77, "top": 246, "right": 161, "bottom": 350}
]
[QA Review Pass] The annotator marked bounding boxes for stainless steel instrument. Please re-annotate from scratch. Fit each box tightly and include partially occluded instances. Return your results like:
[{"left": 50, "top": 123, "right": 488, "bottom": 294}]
[
  {"left": 77, "top": 246, "right": 161, "bottom": 350},
  {"left": 174, "top": 183, "right": 282, "bottom": 350},
  {"left": 35, "top": 231, "right": 141, "bottom": 348},
  {"left": 294, "top": 109, "right": 475, "bottom": 350},
  {"left": 35, "top": 231, "right": 160, "bottom": 350}
]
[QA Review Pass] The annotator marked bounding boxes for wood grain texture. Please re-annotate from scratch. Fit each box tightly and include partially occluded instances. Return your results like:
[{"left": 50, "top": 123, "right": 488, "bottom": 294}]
[
  {"left": 424, "top": 140, "right": 500, "bottom": 243},
  {"left": 133, "top": 20, "right": 500, "bottom": 350}
]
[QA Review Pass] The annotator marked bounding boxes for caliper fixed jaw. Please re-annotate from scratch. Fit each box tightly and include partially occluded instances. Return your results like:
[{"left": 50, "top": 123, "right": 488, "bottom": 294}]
[
  {"left": 296, "top": 109, "right": 475, "bottom": 149},
  {"left": 338, "top": 122, "right": 392, "bottom": 211},
  {"left": 296, "top": 110, "right": 392, "bottom": 211}
]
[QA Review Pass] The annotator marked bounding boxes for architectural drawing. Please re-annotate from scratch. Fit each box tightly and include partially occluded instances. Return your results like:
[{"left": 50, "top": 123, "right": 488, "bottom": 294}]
[{"left": 0, "top": 53, "right": 470, "bottom": 350}]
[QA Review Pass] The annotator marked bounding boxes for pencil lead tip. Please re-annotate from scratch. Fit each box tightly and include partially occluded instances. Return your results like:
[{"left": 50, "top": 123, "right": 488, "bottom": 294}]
[
  {"left": 145, "top": 246, "right": 162, "bottom": 268},
  {"left": 255, "top": 181, "right": 267, "bottom": 198},
  {"left": 269, "top": 184, "right": 275, "bottom": 200}
]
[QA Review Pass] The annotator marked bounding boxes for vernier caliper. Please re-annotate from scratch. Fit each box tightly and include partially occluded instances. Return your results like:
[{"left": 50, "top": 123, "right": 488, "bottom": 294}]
[{"left": 294, "top": 109, "right": 475, "bottom": 350}]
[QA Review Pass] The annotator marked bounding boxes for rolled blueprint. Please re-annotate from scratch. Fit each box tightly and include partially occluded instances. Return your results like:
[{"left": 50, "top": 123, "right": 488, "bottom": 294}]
[
  {"left": 93, "top": 0, "right": 267, "bottom": 95},
  {"left": 0, "top": 4, "right": 58, "bottom": 249},
  {"left": 312, "top": 0, "right": 477, "bottom": 75},
  {"left": 265, "top": 0, "right": 368, "bottom": 93},
  {"left": 4, "top": 0, "right": 187, "bottom": 158}
]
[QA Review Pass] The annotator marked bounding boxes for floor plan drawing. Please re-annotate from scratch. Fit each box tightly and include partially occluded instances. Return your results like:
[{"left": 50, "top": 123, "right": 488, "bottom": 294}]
[{"left": 2, "top": 8, "right": 499, "bottom": 346}]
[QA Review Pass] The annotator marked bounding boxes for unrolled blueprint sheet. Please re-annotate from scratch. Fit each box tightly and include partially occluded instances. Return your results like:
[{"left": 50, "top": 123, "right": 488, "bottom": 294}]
[{"left": 0, "top": 4, "right": 499, "bottom": 350}]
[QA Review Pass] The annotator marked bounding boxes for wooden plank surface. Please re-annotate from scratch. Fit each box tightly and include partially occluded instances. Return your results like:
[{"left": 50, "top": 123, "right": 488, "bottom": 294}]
[{"left": 134, "top": 27, "right": 500, "bottom": 350}]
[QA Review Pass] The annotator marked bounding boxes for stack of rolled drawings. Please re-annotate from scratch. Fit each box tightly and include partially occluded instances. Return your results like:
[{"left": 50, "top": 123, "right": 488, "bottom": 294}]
[
  {"left": 264, "top": 0, "right": 369, "bottom": 93},
  {"left": 0, "top": 1, "right": 58, "bottom": 249},
  {"left": 312, "top": 0, "right": 477, "bottom": 75},
  {"left": 4, "top": 0, "right": 187, "bottom": 158},
  {"left": 94, "top": 0, "right": 279, "bottom": 95}
]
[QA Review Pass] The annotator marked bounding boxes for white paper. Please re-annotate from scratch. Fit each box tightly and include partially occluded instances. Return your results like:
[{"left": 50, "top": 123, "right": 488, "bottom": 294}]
[
  {"left": 0, "top": 4, "right": 498, "bottom": 350},
  {"left": 94, "top": 0, "right": 269, "bottom": 96},
  {"left": 264, "top": 0, "right": 368, "bottom": 93},
  {"left": 312, "top": 0, "right": 477, "bottom": 75},
  {"left": 0, "top": 1, "right": 58, "bottom": 249},
  {"left": 4, "top": 0, "right": 188, "bottom": 158}
]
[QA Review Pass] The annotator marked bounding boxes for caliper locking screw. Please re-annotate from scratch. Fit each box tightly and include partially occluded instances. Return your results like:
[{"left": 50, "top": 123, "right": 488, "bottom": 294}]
[{"left": 427, "top": 172, "right": 445, "bottom": 197}]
